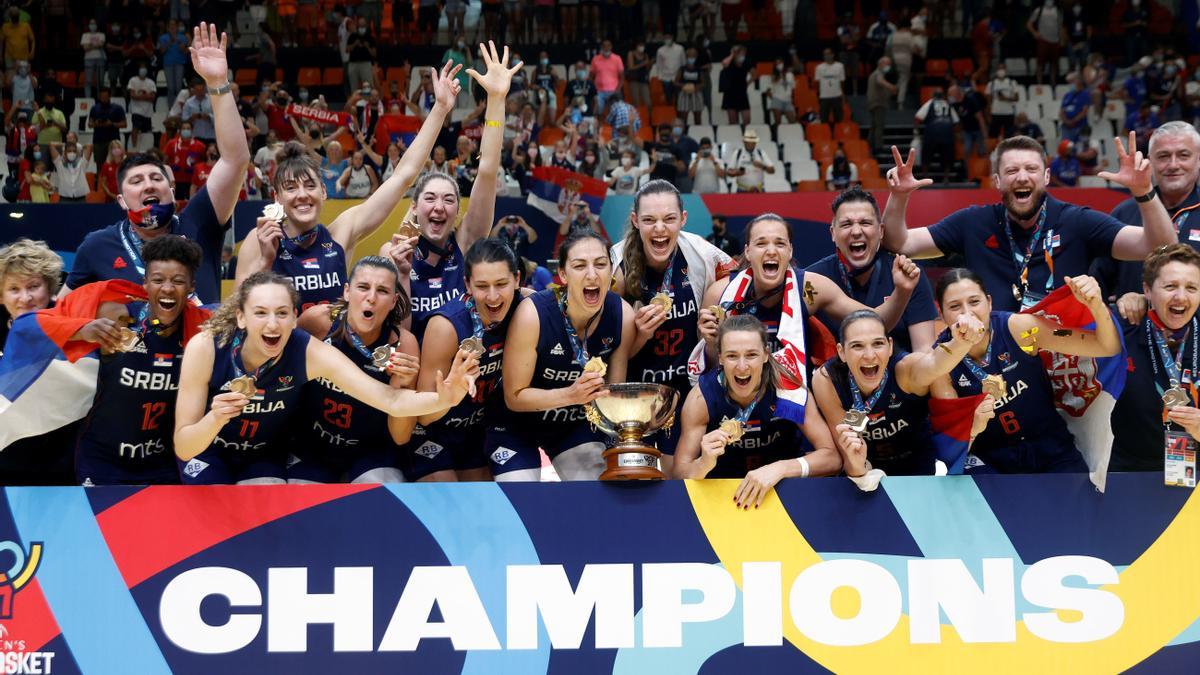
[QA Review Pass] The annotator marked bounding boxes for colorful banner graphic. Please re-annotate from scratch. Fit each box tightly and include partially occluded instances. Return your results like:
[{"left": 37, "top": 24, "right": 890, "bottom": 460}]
[{"left": 0, "top": 475, "right": 1196, "bottom": 673}]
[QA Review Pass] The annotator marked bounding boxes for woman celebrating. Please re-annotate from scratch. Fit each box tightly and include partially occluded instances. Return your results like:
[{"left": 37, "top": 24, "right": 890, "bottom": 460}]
[
  {"left": 611, "top": 179, "right": 734, "bottom": 472},
  {"left": 675, "top": 315, "right": 842, "bottom": 509},
  {"left": 236, "top": 59, "right": 465, "bottom": 310},
  {"left": 500, "top": 230, "right": 636, "bottom": 481},
  {"left": 381, "top": 42, "right": 522, "bottom": 340},
  {"left": 414, "top": 239, "right": 529, "bottom": 482},
  {"left": 935, "top": 268, "right": 1121, "bottom": 473},
  {"left": 812, "top": 309, "right": 993, "bottom": 479},
  {"left": 290, "top": 256, "right": 420, "bottom": 483},
  {"left": 174, "top": 271, "right": 476, "bottom": 484}
]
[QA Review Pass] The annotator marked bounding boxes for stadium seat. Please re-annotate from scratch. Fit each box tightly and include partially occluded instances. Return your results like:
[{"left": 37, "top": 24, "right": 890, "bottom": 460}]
[
  {"left": 234, "top": 68, "right": 257, "bottom": 87},
  {"left": 795, "top": 179, "right": 824, "bottom": 192},
  {"left": 322, "top": 68, "right": 344, "bottom": 87},
  {"left": 833, "top": 121, "right": 860, "bottom": 142},
  {"left": 857, "top": 158, "right": 880, "bottom": 178},
  {"left": 790, "top": 159, "right": 820, "bottom": 181},
  {"left": 966, "top": 156, "right": 991, "bottom": 180},
  {"left": 298, "top": 68, "right": 322, "bottom": 88},
  {"left": 810, "top": 140, "right": 834, "bottom": 163},
  {"left": 860, "top": 175, "right": 888, "bottom": 189},
  {"left": 804, "top": 122, "right": 831, "bottom": 143},
  {"left": 1027, "top": 84, "right": 1054, "bottom": 104},
  {"left": 841, "top": 138, "right": 871, "bottom": 162},
  {"left": 925, "top": 59, "right": 949, "bottom": 79},
  {"left": 1053, "top": 84, "right": 1072, "bottom": 99},
  {"left": 951, "top": 58, "right": 975, "bottom": 80},
  {"left": 651, "top": 105, "right": 676, "bottom": 126},
  {"left": 1003, "top": 58, "right": 1029, "bottom": 77},
  {"left": 1078, "top": 175, "right": 1109, "bottom": 188},
  {"left": 538, "top": 127, "right": 565, "bottom": 145},
  {"left": 764, "top": 174, "right": 792, "bottom": 192},
  {"left": 715, "top": 124, "right": 743, "bottom": 147},
  {"left": 745, "top": 123, "right": 772, "bottom": 143},
  {"left": 918, "top": 86, "right": 938, "bottom": 103},
  {"left": 686, "top": 125, "right": 714, "bottom": 144}
]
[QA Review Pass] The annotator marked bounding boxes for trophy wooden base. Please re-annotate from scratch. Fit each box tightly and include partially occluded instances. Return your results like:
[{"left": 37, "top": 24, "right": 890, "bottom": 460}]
[{"left": 600, "top": 445, "right": 665, "bottom": 481}]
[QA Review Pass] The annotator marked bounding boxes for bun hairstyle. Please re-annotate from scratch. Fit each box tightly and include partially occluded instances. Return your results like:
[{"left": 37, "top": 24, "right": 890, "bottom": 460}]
[
  {"left": 203, "top": 271, "right": 299, "bottom": 346},
  {"left": 271, "top": 141, "right": 323, "bottom": 192}
]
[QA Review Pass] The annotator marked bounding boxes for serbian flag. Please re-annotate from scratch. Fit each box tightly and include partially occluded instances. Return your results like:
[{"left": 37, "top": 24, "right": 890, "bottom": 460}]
[
  {"left": 374, "top": 114, "right": 424, "bottom": 155},
  {"left": 526, "top": 166, "right": 607, "bottom": 222},
  {"left": 1023, "top": 284, "right": 1128, "bottom": 492},
  {"left": 929, "top": 395, "right": 985, "bottom": 475},
  {"left": 0, "top": 280, "right": 209, "bottom": 449}
]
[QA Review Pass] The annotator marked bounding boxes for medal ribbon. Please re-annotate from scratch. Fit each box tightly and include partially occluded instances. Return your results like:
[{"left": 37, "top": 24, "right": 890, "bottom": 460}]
[
  {"left": 1003, "top": 200, "right": 1051, "bottom": 307},
  {"left": 465, "top": 297, "right": 487, "bottom": 339},
  {"left": 848, "top": 367, "right": 889, "bottom": 413},
  {"left": 655, "top": 250, "right": 676, "bottom": 296},
  {"left": 558, "top": 290, "right": 593, "bottom": 368},
  {"left": 960, "top": 334, "right": 994, "bottom": 385},
  {"left": 718, "top": 371, "right": 765, "bottom": 423},
  {"left": 1145, "top": 314, "right": 1198, "bottom": 390},
  {"left": 230, "top": 330, "right": 281, "bottom": 383},
  {"left": 119, "top": 221, "right": 147, "bottom": 276}
]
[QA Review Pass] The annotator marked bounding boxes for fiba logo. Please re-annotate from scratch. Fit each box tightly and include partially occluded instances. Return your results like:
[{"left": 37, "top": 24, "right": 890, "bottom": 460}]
[{"left": 0, "top": 541, "right": 43, "bottom": 620}]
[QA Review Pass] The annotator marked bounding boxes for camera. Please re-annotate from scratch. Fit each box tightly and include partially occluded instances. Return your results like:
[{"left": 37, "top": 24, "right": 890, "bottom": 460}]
[{"left": 506, "top": 215, "right": 519, "bottom": 224}]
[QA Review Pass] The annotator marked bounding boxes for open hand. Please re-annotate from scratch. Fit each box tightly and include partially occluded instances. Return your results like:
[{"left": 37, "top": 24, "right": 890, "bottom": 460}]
[
  {"left": 466, "top": 41, "right": 524, "bottom": 98},
  {"left": 431, "top": 60, "right": 464, "bottom": 112},
  {"left": 1097, "top": 131, "right": 1152, "bottom": 196},
  {"left": 886, "top": 146, "right": 933, "bottom": 195},
  {"left": 189, "top": 22, "right": 229, "bottom": 88}
]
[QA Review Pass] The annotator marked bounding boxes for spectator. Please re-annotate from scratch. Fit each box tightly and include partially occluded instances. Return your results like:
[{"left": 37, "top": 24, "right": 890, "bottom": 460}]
[
  {"left": 1151, "top": 59, "right": 1183, "bottom": 121},
  {"left": 608, "top": 149, "right": 644, "bottom": 195},
  {"left": 183, "top": 78, "right": 216, "bottom": 145},
  {"left": 5, "top": 110, "right": 34, "bottom": 177},
  {"left": 98, "top": 141, "right": 123, "bottom": 202},
  {"left": 442, "top": 36, "right": 471, "bottom": 94},
  {"left": 87, "top": 88, "right": 126, "bottom": 167},
  {"left": 1059, "top": 74, "right": 1090, "bottom": 142},
  {"left": 521, "top": 256, "right": 553, "bottom": 290},
  {"left": 427, "top": 145, "right": 452, "bottom": 175},
  {"left": 949, "top": 83, "right": 987, "bottom": 158},
  {"left": 1126, "top": 102, "right": 1162, "bottom": 154},
  {"left": 190, "top": 144, "right": 218, "bottom": 197},
  {"left": 836, "top": 12, "right": 861, "bottom": 95},
  {"left": 604, "top": 92, "right": 641, "bottom": 134},
  {"left": 914, "top": 87, "right": 958, "bottom": 182},
  {"left": 627, "top": 41, "right": 652, "bottom": 109},
  {"left": 726, "top": 128, "right": 774, "bottom": 192},
  {"left": 1074, "top": 131, "right": 1102, "bottom": 175},
  {"left": 864, "top": 11, "right": 896, "bottom": 67},
  {"left": 676, "top": 48, "right": 706, "bottom": 124},
  {"left": 606, "top": 123, "right": 643, "bottom": 160},
  {"left": 158, "top": 20, "right": 189, "bottom": 103},
  {"left": 706, "top": 215, "right": 739, "bottom": 256},
  {"left": 970, "top": 9, "right": 997, "bottom": 79},
  {"left": 687, "top": 0, "right": 715, "bottom": 42},
  {"left": 406, "top": 69, "right": 438, "bottom": 119},
  {"left": 338, "top": 150, "right": 379, "bottom": 198},
  {"left": 1014, "top": 111, "right": 1046, "bottom": 147},
  {"left": 577, "top": 144, "right": 604, "bottom": 179},
  {"left": 1049, "top": 139, "right": 1081, "bottom": 187},
  {"left": 1121, "top": 0, "right": 1150, "bottom": 67},
  {"left": 32, "top": 92, "right": 66, "bottom": 146},
  {"left": 1065, "top": 1, "right": 1091, "bottom": 72},
  {"left": 492, "top": 215, "right": 538, "bottom": 259},
  {"left": 346, "top": 18, "right": 377, "bottom": 93},
  {"left": 164, "top": 120, "right": 205, "bottom": 199},
  {"left": 1027, "top": 0, "right": 1063, "bottom": 86},
  {"left": 866, "top": 57, "right": 897, "bottom": 152},
  {"left": 452, "top": 136, "right": 479, "bottom": 194},
  {"left": 720, "top": 0, "right": 741, "bottom": 42},
  {"left": 590, "top": 39, "right": 624, "bottom": 113},
  {"left": 320, "top": 140, "right": 349, "bottom": 197},
  {"left": 24, "top": 160, "right": 52, "bottom": 203},
  {"left": 825, "top": 147, "right": 858, "bottom": 190},
  {"left": 885, "top": 19, "right": 914, "bottom": 110},
  {"left": 81, "top": 19, "right": 106, "bottom": 98},
  {"left": 1, "top": 8, "right": 34, "bottom": 74},
  {"left": 1117, "top": 56, "right": 1151, "bottom": 119},
  {"left": 910, "top": 6, "right": 930, "bottom": 63},
  {"left": 442, "top": 0, "right": 466, "bottom": 41},
  {"left": 647, "top": 125, "right": 683, "bottom": 184},
  {"left": 50, "top": 138, "right": 91, "bottom": 202},
  {"left": 814, "top": 47, "right": 846, "bottom": 123},
  {"left": 668, "top": 119, "right": 699, "bottom": 158},
  {"left": 1186, "top": 66, "right": 1200, "bottom": 127},
  {"left": 105, "top": 22, "right": 127, "bottom": 95},
  {"left": 689, "top": 137, "right": 723, "bottom": 193},
  {"left": 125, "top": 28, "right": 156, "bottom": 79},
  {"left": 7, "top": 61, "right": 35, "bottom": 116},
  {"left": 126, "top": 64, "right": 156, "bottom": 151},
  {"left": 719, "top": 44, "right": 752, "bottom": 124},
  {"left": 556, "top": 200, "right": 609, "bottom": 251},
  {"left": 986, "top": 65, "right": 1019, "bottom": 139},
  {"left": 766, "top": 59, "right": 796, "bottom": 125},
  {"left": 654, "top": 35, "right": 686, "bottom": 106}
]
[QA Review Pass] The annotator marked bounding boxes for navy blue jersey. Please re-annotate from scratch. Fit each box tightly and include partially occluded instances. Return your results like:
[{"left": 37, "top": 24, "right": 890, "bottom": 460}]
[
  {"left": 945, "top": 312, "right": 1077, "bottom": 468},
  {"left": 927, "top": 195, "right": 1124, "bottom": 312},
  {"left": 805, "top": 252, "right": 937, "bottom": 353},
  {"left": 699, "top": 370, "right": 801, "bottom": 478},
  {"left": 1091, "top": 186, "right": 1200, "bottom": 298},
  {"left": 295, "top": 320, "right": 400, "bottom": 465},
  {"left": 190, "top": 329, "right": 311, "bottom": 479},
  {"left": 628, "top": 253, "right": 699, "bottom": 391},
  {"left": 825, "top": 351, "right": 935, "bottom": 475},
  {"left": 516, "top": 289, "right": 624, "bottom": 435},
  {"left": 410, "top": 236, "right": 466, "bottom": 341},
  {"left": 1110, "top": 317, "right": 1200, "bottom": 472},
  {"left": 428, "top": 296, "right": 511, "bottom": 430},
  {"left": 272, "top": 224, "right": 347, "bottom": 311},
  {"left": 75, "top": 302, "right": 183, "bottom": 484},
  {"left": 66, "top": 185, "right": 228, "bottom": 304}
]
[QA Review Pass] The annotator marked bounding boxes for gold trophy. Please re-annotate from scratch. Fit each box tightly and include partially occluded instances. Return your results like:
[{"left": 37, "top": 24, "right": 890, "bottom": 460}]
[{"left": 585, "top": 383, "right": 680, "bottom": 481}]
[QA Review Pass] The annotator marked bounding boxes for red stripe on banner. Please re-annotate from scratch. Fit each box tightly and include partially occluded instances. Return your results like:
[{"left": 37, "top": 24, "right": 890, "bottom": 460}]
[
  {"left": 8, "top": 580, "right": 64, "bottom": 654},
  {"left": 97, "top": 484, "right": 378, "bottom": 588}
]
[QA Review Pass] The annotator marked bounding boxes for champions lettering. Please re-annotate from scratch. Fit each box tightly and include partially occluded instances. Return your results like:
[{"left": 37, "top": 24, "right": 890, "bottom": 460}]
[{"left": 158, "top": 557, "right": 1123, "bottom": 654}]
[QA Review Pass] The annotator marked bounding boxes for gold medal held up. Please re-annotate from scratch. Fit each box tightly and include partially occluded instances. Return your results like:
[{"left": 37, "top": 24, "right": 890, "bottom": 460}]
[
  {"left": 114, "top": 327, "right": 140, "bottom": 352},
  {"left": 708, "top": 305, "right": 727, "bottom": 324},
  {"left": 982, "top": 374, "right": 1007, "bottom": 400},
  {"left": 584, "top": 356, "right": 607, "bottom": 377},
  {"left": 649, "top": 292, "right": 672, "bottom": 314},
  {"left": 227, "top": 375, "right": 257, "bottom": 397},
  {"left": 459, "top": 336, "right": 485, "bottom": 356},
  {"left": 719, "top": 417, "right": 745, "bottom": 442}
]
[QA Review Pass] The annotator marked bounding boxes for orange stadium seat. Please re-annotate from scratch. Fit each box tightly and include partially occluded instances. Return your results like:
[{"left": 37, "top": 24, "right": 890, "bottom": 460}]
[
  {"left": 842, "top": 139, "right": 871, "bottom": 162},
  {"left": 796, "top": 180, "right": 824, "bottom": 192},
  {"left": 538, "top": 127, "right": 565, "bottom": 145},
  {"left": 755, "top": 62, "right": 775, "bottom": 77},
  {"left": 805, "top": 122, "right": 831, "bottom": 143},
  {"left": 857, "top": 157, "right": 880, "bottom": 178},
  {"left": 298, "top": 68, "right": 322, "bottom": 87},
  {"left": 793, "top": 74, "right": 810, "bottom": 92},
  {"left": 234, "top": 69, "right": 257, "bottom": 87},
  {"left": 925, "top": 59, "right": 949, "bottom": 79},
  {"left": 919, "top": 85, "right": 938, "bottom": 103},
  {"left": 860, "top": 175, "right": 887, "bottom": 189},
  {"left": 650, "top": 105, "right": 676, "bottom": 126},
  {"left": 805, "top": 61, "right": 819, "bottom": 81},
  {"left": 833, "top": 121, "right": 860, "bottom": 142},
  {"left": 810, "top": 140, "right": 835, "bottom": 163},
  {"left": 951, "top": 58, "right": 975, "bottom": 80},
  {"left": 322, "top": 68, "right": 344, "bottom": 87}
]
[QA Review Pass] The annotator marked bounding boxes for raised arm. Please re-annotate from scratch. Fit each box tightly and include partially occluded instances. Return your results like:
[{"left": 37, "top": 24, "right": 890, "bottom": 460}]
[
  {"left": 328, "top": 61, "right": 463, "bottom": 253},
  {"left": 804, "top": 263, "right": 916, "bottom": 333},
  {"left": 896, "top": 313, "right": 986, "bottom": 390},
  {"left": 1105, "top": 131, "right": 1179, "bottom": 259},
  {"left": 459, "top": 41, "right": 524, "bottom": 252},
  {"left": 189, "top": 22, "right": 251, "bottom": 225},
  {"left": 1007, "top": 275, "right": 1121, "bottom": 358},
  {"left": 880, "top": 146, "right": 942, "bottom": 258}
]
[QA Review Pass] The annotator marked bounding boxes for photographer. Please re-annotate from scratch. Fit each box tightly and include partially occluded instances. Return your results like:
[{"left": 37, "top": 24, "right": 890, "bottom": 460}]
[
  {"left": 491, "top": 214, "right": 538, "bottom": 260},
  {"left": 689, "top": 137, "right": 724, "bottom": 194}
]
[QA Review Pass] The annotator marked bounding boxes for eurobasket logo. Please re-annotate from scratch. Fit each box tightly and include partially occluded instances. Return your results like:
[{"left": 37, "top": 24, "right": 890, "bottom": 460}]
[{"left": 0, "top": 541, "right": 42, "bottom": 620}]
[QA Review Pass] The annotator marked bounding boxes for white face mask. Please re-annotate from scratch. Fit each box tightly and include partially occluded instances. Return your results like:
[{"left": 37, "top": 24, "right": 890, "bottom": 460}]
[
  {"left": 621, "top": 157, "right": 632, "bottom": 167},
  {"left": 66, "top": 152, "right": 78, "bottom": 162}
]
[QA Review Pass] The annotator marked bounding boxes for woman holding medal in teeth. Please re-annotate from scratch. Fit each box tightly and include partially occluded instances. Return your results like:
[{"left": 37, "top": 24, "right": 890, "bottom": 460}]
[
  {"left": 379, "top": 42, "right": 524, "bottom": 341},
  {"left": 412, "top": 239, "right": 532, "bottom": 482},
  {"left": 235, "top": 58, "right": 466, "bottom": 311},
  {"left": 811, "top": 309, "right": 995, "bottom": 486},
  {"left": 499, "top": 230, "right": 638, "bottom": 481},
  {"left": 674, "top": 315, "right": 842, "bottom": 509},
  {"left": 933, "top": 268, "right": 1121, "bottom": 474},
  {"left": 288, "top": 256, "right": 421, "bottom": 483},
  {"left": 173, "top": 271, "right": 478, "bottom": 485}
]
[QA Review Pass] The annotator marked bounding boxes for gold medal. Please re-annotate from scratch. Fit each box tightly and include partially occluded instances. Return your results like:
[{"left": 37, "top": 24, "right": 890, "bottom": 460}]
[
  {"left": 649, "top": 292, "right": 672, "bottom": 314},
  {"left": 460, "top": 336, "right": 485, "bottom": 356},
  {"left": 982, "top": 374, "right": 1007, "bottom": 400},
  {"left": 227, "top": 375, "right": 257, "bottom": 397},
  {"left": 1163, "top": 387, "right": 1189, "bottom": 410},
  {"left": 708, "top": 305, "right": 727, "bottom": 324},
  {"left": 842, "top": 409, "right": 869, "bottom": 433},
  {"left": 397, "top": 220, "right": 420, "bottom": 239},
  {"left": 115, "top": 327, "right": 140, "bottom": 352},
  {"left": 718, "top": 417, "right": 745, "bottom": 442},
  {"left": 584, "top": 356, "right": 607, "bottom": 377},
  {"left": 371, "top": 345, "right": 395, "bottom": 368}
]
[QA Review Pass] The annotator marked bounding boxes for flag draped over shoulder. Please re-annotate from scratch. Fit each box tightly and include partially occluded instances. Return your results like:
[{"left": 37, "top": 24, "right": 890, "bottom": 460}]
[
  {"left": 929, "top": 394, "right": 985, "bottom": 475},
  {"left": 1023, "top": 285, "right": 1127, "bottom": 492},
  {"left": 526, "top": 166, "right": 607, "bottom": 221},
  {"left": 0, "top": 280, "right": 209, "bottom": 450}
]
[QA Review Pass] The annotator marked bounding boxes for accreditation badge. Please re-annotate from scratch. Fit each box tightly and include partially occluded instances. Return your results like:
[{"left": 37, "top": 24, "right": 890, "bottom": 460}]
[{"left": 1163, "top": 430, "right": 1197, "bottom": 488}]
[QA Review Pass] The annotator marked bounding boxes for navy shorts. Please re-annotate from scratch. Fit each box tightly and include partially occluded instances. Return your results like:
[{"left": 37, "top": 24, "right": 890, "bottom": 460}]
[
  {"left": 966, "top": 436, "right": 1088, "bottom": 474},
  {"left": 178, "top": 446, "right": 287, "bottom": 485},
  {"left": 488, "top": 422, "right": 604, "bottom": 476},
  {"left": 286, "top": 441, "right": 403, "bottom": 483}
]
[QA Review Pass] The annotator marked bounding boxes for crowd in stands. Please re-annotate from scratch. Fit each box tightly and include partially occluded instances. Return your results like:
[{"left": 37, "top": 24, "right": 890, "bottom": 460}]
[{"left": 0, "top": 1, "right": 1195, "bottom": 207}]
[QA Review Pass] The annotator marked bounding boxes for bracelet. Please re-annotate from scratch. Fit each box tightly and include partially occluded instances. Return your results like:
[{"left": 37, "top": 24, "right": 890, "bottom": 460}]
[
  {"left": 1135, "top": 187, "right": 1158, "bottom": 203},
  {"left": 937, "top": 342, "right": 954, "bottom": 355},
  {"left": 206, "top": 81, "right": 233, "bottom": 96},
  {"left": 796, "top": 456, "right": 810, "bottom": 478},
  {"left": 484, "top": 119, "right": 502, "bottom": 128}
]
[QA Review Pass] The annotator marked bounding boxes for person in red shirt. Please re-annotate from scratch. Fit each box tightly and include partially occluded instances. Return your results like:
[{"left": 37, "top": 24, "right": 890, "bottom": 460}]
[
  {"left": 190, "top": 143, "right": 219, "bottom": 197},
  {"left": 263, "top": 85, "right": 296, "bottom": 142},
  {"left": 98, "top": 141, "right": 124, "bottom": 202},
  {"left": 163, "top": 121, "right": 206, "bottom": 199}
]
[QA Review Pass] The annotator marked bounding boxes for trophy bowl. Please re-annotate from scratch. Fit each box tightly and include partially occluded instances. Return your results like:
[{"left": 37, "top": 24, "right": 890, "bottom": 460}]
[{"left": 585, "top": 383, "right": 680, "bottom": 481}]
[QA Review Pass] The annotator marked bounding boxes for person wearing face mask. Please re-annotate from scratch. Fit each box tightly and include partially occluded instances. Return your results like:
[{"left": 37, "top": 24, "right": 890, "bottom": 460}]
[
  {"left": 158, "top": 20, "right": 190, "bottom": 103},
  {"left": 127, "top": 64, "right": 158, "bottom": 152},
  {"left": 676, "top": 48, "right": 706, "bottom": 125},
  {"left": 1049, "top": 140, "right": 1081, "bottom": 188},
  {"left": 590, "top": 39, "right": 624, "bottom": 115},
  {"left": 5, "top": 111, "right": 35, "bottom": 180},
  {"left": 824, "top": 147, "right": 858, "bottom": 191},
  {"left": 32, "top": 93, "right": 66, "bottom": 146},
  {"left": 608, "top": 149, "right": 644, "bottom": 195},
  {"left": 654, "top": 36, "right": 686, "bottom": 107},
  {"left": 689, "top": 138, "right": 724, "bottom": 194},
  {"left": 50, "top": 137, "right": 92, "bottom": 202},
  {"left": 625, "top": 42, "right": 651, "bottom": 109},
  {"left": 345, "top": 18, "right": 377, "bottom": 93},
  {"left": 441, "top": 35, "right": 472, "bottom": 94},
  {"left": 124, "top": 28, "right": 156, "bottom": 76},
  {"left": 815, "top": 47, "right": 846, "bottom": 123},
  {"left": 165, "top": 121, "right": 206, "bottom": 199},
  {"left": 105, "top": 23, "right": 128, "bottom": 97},
  {"left": 867, "top": 58, "right": 898, "bottom": 152},
  {"left": 81, "top": 20, "right": 107, "bottom": 98},
  {"left": 719, "top": 45, "right": 753, "bottom": 124},
  {"left": 884, "top": 19, "right": 914, "bottom": 110},
  {"left": 7, "top": 60, "right": 35, "bottom": 115},
  {"left": 1151, "top": 60, "right": 1183, "bottom": 121},
  {"left": 565, "top": 61, "right": 597, "bottom": 107},
  {"left": 190, "top": 144, "right": 221, "bottom": 198},
  {"left": 986, "top": 65, "right": 1019, "bottom": 140}
]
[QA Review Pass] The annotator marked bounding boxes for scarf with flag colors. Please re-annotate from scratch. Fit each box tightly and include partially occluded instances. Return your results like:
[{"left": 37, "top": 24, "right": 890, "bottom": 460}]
[
  {"left": 526, "top": 165, "right": 607, "bottom": 221},
  {"left": 0, "top": 279, "right": 209, "bottom": 449}
]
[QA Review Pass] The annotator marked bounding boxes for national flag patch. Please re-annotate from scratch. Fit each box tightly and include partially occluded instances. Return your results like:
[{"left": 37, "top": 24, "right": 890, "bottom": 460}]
[
  {"left": 153, "top": 353, "right": 173, "bottom": 367},
  {"left": 302, "top": 258, "right": 320, "bottom": 270}
]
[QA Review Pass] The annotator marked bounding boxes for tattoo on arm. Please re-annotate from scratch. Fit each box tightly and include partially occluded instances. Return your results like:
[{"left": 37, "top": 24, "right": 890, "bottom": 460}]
[
  {"left": 1053, "top": 329, "right": 1072, "bottom": 337},
  {"left": 803, "top": 280, "right": 816, "bottom": 306}
]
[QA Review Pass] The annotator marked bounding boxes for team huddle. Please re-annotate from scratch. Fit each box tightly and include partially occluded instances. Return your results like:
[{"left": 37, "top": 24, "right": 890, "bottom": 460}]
[{"left": 2, "top": 24, "right": 1198, "bottom": 501}]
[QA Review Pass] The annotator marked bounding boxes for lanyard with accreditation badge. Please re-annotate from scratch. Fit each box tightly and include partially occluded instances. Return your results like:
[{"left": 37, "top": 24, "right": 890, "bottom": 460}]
[
  {"left": 1146, "top": 313, "right": 1199, "bottom": 488},
  {"left": 1003, "top": 200, "right": 1053, "bottom": 309}
]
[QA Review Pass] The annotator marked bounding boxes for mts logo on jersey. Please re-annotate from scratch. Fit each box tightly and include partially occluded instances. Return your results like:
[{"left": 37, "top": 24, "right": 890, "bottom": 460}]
[{"left": 0, "top": 541, "right": 43, "bottom": 620}]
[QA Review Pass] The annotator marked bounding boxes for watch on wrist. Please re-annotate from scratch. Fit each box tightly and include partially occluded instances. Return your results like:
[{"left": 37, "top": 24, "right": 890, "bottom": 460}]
[
  {"left": 207, "top": 81, "right": 233, "bottom": 96},
  {"left": 1135, "top": 186, "right": 1158, "bottom": 203}
]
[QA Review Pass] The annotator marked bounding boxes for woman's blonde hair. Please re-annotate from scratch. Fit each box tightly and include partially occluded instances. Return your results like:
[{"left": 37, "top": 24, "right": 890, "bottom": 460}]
[
  {"left": 202, "top": 271, "right": 299, "bottom": 346},
  {"left": 716, "top": 313, "right": 781, "bottom": 391},
  {"left": 0, "top": 239, "right": 62, "bottom": 294}
]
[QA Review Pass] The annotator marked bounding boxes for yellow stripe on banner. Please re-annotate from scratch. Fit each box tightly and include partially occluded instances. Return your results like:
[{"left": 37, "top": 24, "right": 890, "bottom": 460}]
[
  {"left": 685, "top": 479, "right": 1200, "bottom": 673},
  {"left": 12, "top": 542, "right": 41, "bottom": 590}
]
